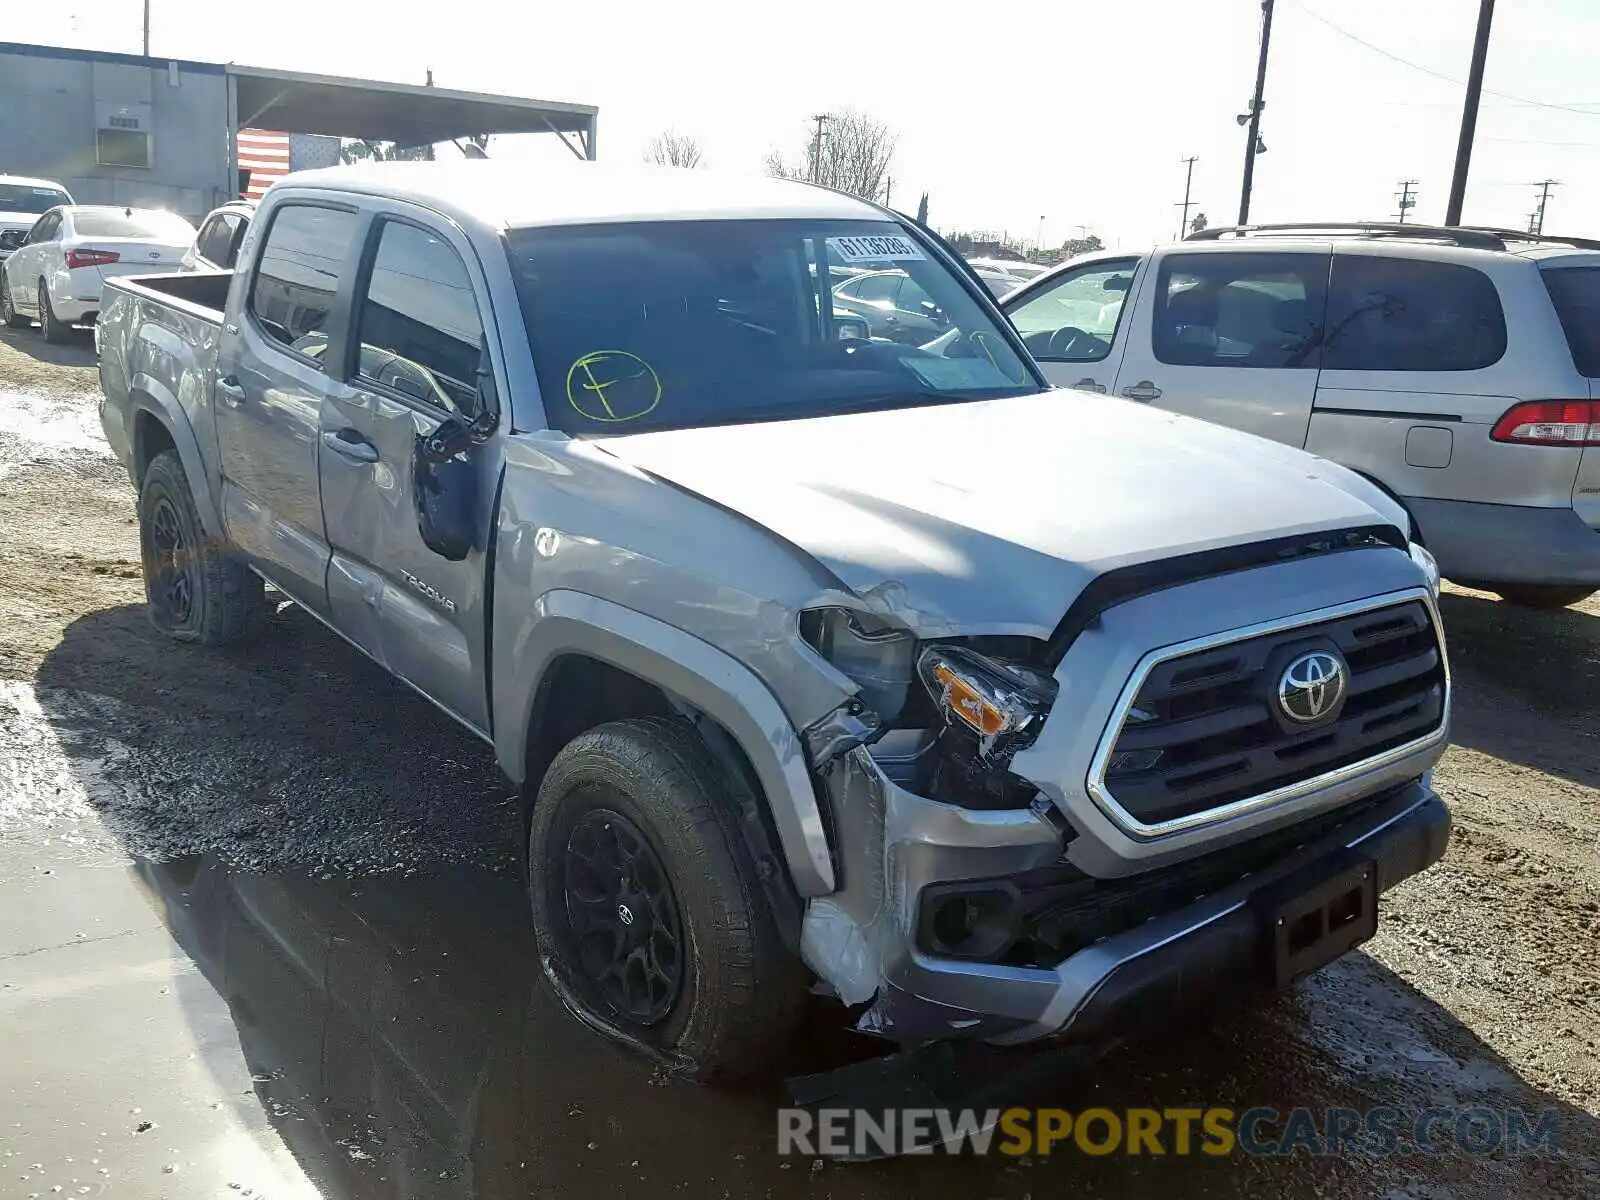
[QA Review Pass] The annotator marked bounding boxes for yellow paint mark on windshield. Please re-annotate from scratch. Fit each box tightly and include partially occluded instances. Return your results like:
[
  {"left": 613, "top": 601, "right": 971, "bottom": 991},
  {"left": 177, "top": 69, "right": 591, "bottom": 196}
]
[
  {"left": 970, "top": 331, "right": 1024, "bottom": 384},
  {"left": 565, "top": 350, "right": 662, "bottom": 423}
]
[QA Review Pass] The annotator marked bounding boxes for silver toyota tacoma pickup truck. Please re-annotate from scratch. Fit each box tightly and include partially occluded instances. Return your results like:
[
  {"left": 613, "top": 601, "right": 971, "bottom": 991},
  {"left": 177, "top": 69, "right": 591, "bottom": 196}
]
[{"left": 95, "top": 161, "right": 1452, "bottom": 1079}]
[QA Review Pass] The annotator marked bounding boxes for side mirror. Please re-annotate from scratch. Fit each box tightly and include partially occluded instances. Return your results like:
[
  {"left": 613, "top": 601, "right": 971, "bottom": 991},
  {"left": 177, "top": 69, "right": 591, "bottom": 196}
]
[{"left": 413, "top": 417, "right": 480, "bottom": 561}]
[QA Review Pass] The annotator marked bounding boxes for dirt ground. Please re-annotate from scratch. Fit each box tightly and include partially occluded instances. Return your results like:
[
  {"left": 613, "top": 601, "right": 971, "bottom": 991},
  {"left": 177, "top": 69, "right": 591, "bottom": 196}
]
[{"left": 1, "top": 325, "right": 1597, "bottom": 1199}]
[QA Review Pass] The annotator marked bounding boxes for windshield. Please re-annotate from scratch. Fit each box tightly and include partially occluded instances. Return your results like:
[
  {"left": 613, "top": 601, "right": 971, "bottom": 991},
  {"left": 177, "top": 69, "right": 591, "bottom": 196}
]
[
  {"left": 0, "top": 184, "right": 69, "bottom": 215},
  {"left": 506, "top": 219, "right": 1040, "bottom": 434},
  {"left": 72, "top": 209, "right": 194, "bottom": 240}
]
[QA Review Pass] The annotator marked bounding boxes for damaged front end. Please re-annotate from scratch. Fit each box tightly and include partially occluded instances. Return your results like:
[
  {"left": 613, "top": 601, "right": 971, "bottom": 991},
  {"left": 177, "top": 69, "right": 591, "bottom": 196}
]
[{"left": 796, "top": 606, "right": 1071, "bottom": 1042}]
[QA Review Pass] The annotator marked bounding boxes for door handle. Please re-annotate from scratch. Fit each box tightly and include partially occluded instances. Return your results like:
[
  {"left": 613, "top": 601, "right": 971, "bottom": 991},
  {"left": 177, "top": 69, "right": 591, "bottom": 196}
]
[
  {"left": 1073, "top": 377, "right": 1108, "bottom": 394},
  {"left": 321, "top": 429, "right": 379, "bottom": 463},
  {"left": 1121, "top": 380, "right": 1162, "bottom": 402},
  {"left": 215, "top": 375, "right": 246, "bottom": 407}
]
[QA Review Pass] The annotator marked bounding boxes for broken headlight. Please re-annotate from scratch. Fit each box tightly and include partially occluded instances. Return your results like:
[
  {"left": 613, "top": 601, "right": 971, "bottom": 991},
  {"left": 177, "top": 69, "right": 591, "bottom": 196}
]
[
  {"left": 799, "top": 607, "right": 916, "bottom": 722},
  {"left": 917, "top": 644, "right": 1058, "bottom": 809}
]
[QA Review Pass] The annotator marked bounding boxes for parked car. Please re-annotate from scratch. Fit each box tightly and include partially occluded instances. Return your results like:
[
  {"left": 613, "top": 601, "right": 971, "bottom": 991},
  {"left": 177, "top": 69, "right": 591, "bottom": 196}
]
[
  {"left": 967, "top": 256, "right": 1045, "bottom": 295},
  {"left": 1, "top": 205, "right": 194, "bottom": 341},
  {"left": 831, "top": 267, "right": 951, "bottom": 343},
  {"left": 0, "top": 174, "right": 73, "bottom": 260},
  {"left": 96, "top": 163, "right": 1450, "bottom": 1079},
  {"left": 180, "top": 199, "right": 256, "bottom": 272},
  {"left": 1002, "top": 222, "right": 1600, "bottom": 608}
]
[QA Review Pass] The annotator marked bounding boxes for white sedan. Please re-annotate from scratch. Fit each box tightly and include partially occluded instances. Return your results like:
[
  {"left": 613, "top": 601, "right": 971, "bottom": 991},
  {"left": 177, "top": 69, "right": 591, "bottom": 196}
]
[{"left": 0, "top": 205, "right": 195, "bottom": 342}]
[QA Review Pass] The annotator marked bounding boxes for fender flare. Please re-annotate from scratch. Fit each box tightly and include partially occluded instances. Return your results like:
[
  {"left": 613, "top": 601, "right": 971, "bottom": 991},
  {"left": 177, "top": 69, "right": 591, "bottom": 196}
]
[
  {"left": 495, "top": 590, "right": 837, "bottom": 897},
  {"left": 129, "top": 372, "right": 224, "bottom": 539}
]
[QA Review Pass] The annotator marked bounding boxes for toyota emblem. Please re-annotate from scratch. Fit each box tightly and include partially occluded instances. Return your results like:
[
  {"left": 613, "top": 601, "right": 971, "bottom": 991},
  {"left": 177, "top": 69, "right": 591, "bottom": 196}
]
[{"left": 1277, "top": 651, "right": 1347, "bottom": 724}]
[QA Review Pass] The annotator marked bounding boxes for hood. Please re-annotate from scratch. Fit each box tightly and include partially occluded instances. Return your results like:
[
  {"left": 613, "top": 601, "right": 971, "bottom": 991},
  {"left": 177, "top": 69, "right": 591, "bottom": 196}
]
[{"left": 599, "top": 391, "right": 1409, "bottom": 636}]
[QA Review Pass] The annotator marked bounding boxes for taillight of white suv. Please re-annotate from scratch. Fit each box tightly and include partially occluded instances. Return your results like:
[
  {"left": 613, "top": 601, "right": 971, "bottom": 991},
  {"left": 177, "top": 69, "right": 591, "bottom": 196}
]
[{"left": 1490, "top": 400, "right": 1600, "bottom": 447}]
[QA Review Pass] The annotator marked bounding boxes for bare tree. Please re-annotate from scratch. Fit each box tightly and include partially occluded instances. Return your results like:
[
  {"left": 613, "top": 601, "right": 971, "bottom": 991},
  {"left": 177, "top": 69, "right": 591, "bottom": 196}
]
[
  {"left": 764, "top": 110, "right": 897, "bottom": 202},
  {"left": 645, "top": 130, "right": 705, "bottom": 169}
]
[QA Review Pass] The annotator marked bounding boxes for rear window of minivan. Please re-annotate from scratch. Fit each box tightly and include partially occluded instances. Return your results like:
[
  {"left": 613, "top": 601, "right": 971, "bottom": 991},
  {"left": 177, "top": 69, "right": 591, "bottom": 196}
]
[{"left": 1541, "top": 267, "right": 1600, "bottom": 378}]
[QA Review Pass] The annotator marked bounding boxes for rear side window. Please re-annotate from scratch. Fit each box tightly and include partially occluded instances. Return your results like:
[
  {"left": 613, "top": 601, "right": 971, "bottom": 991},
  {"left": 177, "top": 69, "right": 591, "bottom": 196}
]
[
  {"left": 1323, "top": 256, "right": 1505, "bottom": 371},
  {"left": 1154, "top": 252, "right": 1328, "bottom": 369},
  {"left": 196, "top": 213, "right": 242, "bottom": 267},
  {"left": 248, "top": 204, "right": 359, "bottom": 362},
  {"left": 1541, "top": 267, "right": 1600, "bottom": 377},
  {"left": 352, "top": 220, "right": 483, "bottom": 415}
]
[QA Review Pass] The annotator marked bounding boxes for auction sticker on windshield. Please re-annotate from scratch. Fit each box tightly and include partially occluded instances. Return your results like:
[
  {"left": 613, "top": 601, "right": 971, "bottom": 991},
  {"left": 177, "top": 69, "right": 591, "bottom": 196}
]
[{"left": 829, "top": 234, "right": 926, "bottom": 263}]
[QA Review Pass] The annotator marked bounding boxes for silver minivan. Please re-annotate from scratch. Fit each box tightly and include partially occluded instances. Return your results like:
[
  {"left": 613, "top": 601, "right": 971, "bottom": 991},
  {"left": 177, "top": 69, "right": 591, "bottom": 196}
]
[{"left": 1003, "top": 223, "right": 1600, "bottom": 608}]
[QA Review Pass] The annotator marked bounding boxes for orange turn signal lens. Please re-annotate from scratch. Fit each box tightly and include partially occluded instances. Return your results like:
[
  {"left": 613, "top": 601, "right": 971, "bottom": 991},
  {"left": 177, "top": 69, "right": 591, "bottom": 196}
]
[{"left": 932, "top": 662, "right": 1007, "bottom": 737}]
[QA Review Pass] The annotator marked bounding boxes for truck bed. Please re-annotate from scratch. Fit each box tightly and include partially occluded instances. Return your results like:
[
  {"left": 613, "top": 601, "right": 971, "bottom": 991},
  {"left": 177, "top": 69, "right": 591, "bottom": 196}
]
[{"left": 109, "top": 269, "right": 232, "bottom": 321}]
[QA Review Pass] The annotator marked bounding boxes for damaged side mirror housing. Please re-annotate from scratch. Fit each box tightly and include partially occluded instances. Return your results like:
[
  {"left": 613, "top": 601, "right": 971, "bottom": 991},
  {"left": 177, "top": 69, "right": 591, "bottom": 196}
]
[{"left": 413, "top": 368, "right": 496, "bottom": 561}]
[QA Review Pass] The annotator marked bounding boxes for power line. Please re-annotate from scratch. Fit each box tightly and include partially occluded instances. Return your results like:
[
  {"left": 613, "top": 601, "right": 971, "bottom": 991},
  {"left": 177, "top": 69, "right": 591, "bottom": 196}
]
[{"left": 1293, "top": 2, "right": 1600, "bottom": 116}]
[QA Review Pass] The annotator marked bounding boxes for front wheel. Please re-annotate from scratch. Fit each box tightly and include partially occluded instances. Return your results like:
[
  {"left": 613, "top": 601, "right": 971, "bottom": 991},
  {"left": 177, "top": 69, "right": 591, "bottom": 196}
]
[
  {"left": 1494, "top": 584, "right": 1595, "bottom": 610},
  {"left": 527, "top": 717, "right": 805, "bottom": 1080},
  {"left": 138, "top": 449, "right": 266, "bottom": 643},
  {"left": 37, "top": 281, "right": 70, "bottom": 344}
]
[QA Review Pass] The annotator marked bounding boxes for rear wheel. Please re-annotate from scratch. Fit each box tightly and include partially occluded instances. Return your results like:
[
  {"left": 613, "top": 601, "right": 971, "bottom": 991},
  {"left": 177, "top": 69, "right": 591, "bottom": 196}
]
[
  {"left": 527, "top": 717, "right": 806, "bottom": 1080},
  {"left": 37, "top": 281, "right": 70, "bottom": 344},
  {"left": 0, "top": 270, "right": 27, "bottom": 328},
  {"left": 138, "top": 449, "right": 266, "bottom": 644},
  {"left": 1494, "top": 584, "right": 1595, "bottom": 610}
]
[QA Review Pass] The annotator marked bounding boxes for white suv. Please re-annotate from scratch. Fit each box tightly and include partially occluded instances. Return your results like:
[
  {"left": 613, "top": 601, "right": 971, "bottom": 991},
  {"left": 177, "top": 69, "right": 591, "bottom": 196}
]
[{"left": 1002, "top": 222, "right": 1600, "bottom": 608}]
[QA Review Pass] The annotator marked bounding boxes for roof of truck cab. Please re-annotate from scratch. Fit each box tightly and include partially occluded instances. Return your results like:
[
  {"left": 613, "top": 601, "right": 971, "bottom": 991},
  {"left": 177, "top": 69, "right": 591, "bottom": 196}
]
[{"left": 275, "top": 160, "right": 885, "bottom": 229}]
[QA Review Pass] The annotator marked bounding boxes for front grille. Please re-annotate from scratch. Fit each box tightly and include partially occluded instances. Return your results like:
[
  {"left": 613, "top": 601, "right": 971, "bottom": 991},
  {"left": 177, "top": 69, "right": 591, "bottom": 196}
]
[{"left": 1098, "top": 598, "right": 1445, "bottom": 828}]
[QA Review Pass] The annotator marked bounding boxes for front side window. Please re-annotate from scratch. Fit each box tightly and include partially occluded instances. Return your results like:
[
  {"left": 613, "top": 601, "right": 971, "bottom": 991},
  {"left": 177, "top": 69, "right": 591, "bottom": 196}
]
[
  {"left": 507, "top": 219, "right": 1039, "bottom": 435},
  {"left": 353, "top": 221, "right": 484, "bottom": 415},
  {"left": 0, "top": 184, "right": 70, "bottom": 215},
  {"left": 1154, "top": 252, "right": 1329, "bottom": 369},
  {"left": 248, "top": 204, "right": 359, "bottom": 362},
  {"left": 1323, "top": 256, "right": 1506, "bottom": 371},
  {"left": 1008, "top": 258, "right": 1139, "bottom": 362}
]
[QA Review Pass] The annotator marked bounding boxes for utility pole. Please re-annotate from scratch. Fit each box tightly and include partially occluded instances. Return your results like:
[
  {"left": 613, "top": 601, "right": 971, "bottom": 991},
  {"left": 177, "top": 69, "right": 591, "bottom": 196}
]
[
  {"left": 1445, "top": 0, "right": 1495, "bottom": 225},
  {"left": 1394, "top": 179, "right": 1418, "bottom": 223},
  {"left": 142, "top": 0, "right": 150, "bottom": 55},
  {"left": 1176, "top": 155, "right": 1198, "bottom": 240},
  {"left": 1237, "top": 0, "right": 1276, "bottom": 226},
  {"left": 1036, "top": 215, "right": 1045, "bottom": 250},
  {"left": 884, "top": 176, "right": 893, "bottom": 207},
  {"left": 1530, "top": 179, "right": 1558, "bottom": 235},
  {"left": 809, "top": 114, "right": 830, "bottom": 184}
]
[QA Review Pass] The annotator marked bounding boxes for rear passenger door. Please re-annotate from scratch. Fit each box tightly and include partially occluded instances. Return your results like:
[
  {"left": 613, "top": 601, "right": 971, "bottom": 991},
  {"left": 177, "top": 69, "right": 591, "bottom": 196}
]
[
  {"left": 215, "top": 200, "right": 362, "bottom": 613},
  {"left": 1111, "top": 248, "right": 1330, "bottom": 446},
  {"left": 317, "top": 214, "right": 497, "bottom": 733}
]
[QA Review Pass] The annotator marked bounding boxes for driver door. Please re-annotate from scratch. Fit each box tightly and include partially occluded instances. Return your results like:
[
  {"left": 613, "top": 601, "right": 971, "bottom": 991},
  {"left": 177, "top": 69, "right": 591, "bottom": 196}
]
[
  {"left": 318, "top": 212, "right": 498, "bottom": 734},
  {"left": 1003, "top": 256, "right": 1143, "bottom": 392}
]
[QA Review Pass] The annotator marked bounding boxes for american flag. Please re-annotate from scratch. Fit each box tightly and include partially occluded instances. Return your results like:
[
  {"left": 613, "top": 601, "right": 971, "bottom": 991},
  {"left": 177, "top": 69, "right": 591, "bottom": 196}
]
[{"left": 237, "top": 129, "right": 291, "bottom": 200}]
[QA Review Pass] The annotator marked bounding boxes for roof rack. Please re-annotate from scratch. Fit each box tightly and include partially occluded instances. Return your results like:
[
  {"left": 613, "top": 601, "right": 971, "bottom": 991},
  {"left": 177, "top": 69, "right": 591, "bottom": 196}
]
[
  {"left": 1185, "top": 222, "right": 1507, "bottom": 251},
  {"left": 1456, "top": 225, "right": 1600, "bottom": 253}
]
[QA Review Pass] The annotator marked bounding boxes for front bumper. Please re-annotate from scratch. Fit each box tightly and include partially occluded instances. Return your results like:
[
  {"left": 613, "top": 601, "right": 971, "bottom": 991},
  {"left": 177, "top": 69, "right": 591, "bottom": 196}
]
[
  {"left": 804, "top": 769, "right": 1448, "bottom": 1046},
  {"left": 1409, "top": 495, "right": 1600, "bottom": 586}
]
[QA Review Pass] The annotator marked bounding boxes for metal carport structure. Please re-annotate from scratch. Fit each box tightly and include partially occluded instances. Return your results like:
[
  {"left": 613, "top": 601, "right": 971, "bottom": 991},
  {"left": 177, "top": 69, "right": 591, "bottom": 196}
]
[{"left": 226, "top": 64, "right": 599, "bottom": 161}]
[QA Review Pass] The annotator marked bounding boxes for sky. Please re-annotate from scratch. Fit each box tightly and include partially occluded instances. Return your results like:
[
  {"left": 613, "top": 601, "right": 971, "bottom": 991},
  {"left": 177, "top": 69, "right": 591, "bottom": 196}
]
[{"left": 12, "top": 0, "right": 1600, "bottom": 249}]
